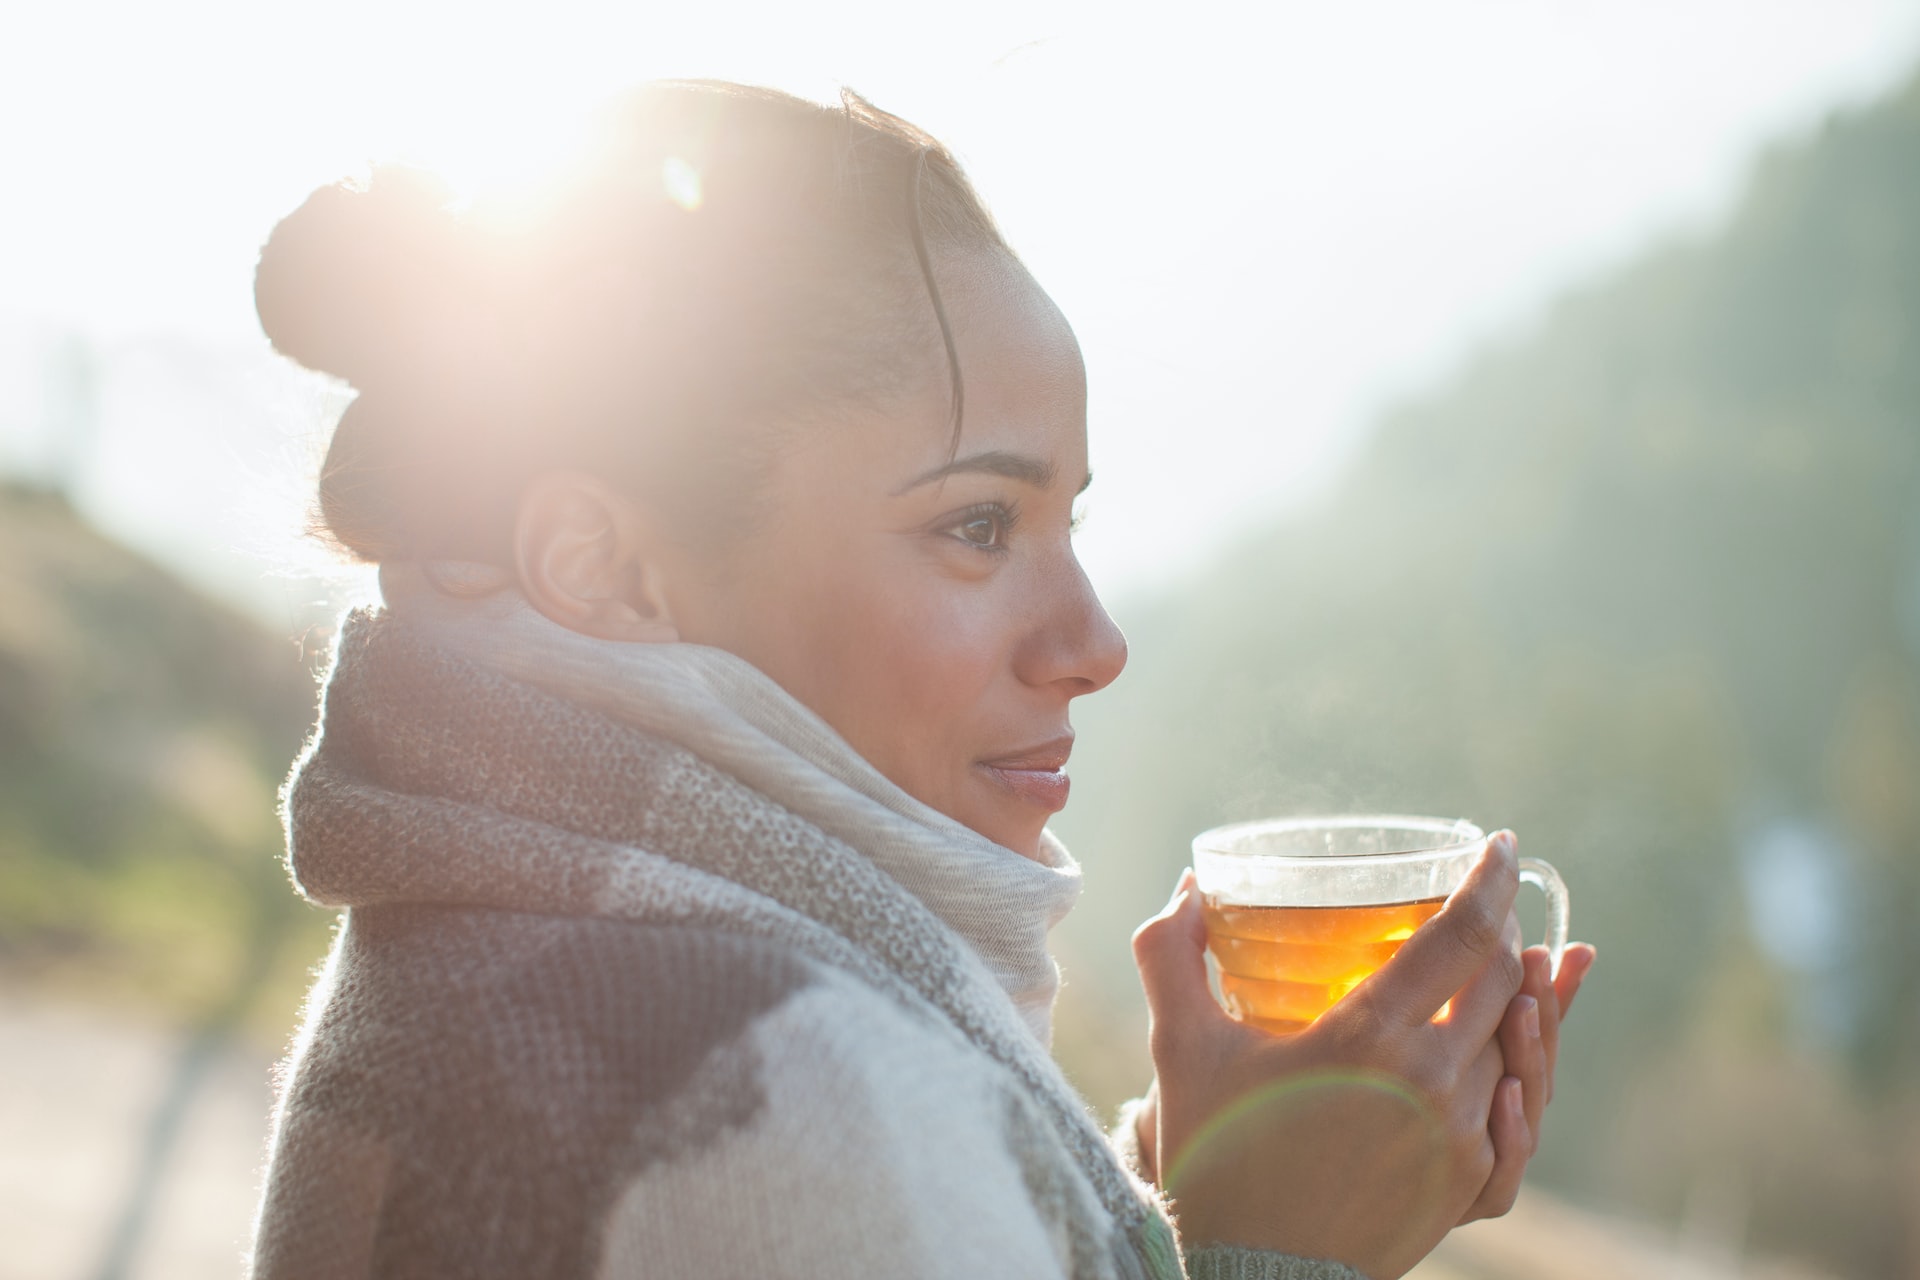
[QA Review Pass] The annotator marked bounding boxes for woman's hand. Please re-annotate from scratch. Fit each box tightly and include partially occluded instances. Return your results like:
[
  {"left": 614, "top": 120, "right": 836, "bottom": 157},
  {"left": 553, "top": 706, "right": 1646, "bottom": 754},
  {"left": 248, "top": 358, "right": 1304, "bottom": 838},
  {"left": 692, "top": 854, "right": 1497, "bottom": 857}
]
[
  {"left": 1128, "top": 833, "right": 1595, "bottom": 1280},
  {"left": 1467, "top": 931, "right": 1595, "bottom": 1221}
]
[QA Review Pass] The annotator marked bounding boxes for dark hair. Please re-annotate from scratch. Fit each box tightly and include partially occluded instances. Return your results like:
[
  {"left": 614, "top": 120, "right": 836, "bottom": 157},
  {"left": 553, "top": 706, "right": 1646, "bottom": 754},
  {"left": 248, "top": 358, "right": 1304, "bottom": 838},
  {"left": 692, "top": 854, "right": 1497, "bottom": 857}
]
[{"left": 254, "top": 82, "right": 1010, "bottom": 564}]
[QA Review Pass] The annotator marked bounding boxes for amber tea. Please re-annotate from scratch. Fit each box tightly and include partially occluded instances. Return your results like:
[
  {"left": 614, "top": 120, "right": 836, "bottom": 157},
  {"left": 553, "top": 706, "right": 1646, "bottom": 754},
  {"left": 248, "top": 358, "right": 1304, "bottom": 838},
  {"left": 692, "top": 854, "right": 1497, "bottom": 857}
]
[
  {"left": 1191, "top": 815, "right": 1569, "bottom": 1035},
  {"left": 1202, "top": 895, "right": 1446, "bottom": 1035}
]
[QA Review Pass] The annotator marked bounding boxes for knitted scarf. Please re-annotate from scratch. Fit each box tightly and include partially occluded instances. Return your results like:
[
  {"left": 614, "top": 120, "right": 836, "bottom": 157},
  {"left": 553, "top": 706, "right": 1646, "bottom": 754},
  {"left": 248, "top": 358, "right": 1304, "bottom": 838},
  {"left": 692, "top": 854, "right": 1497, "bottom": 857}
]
[{"left": 252, "top": 572, "right": 1357, "bottom": 1280}]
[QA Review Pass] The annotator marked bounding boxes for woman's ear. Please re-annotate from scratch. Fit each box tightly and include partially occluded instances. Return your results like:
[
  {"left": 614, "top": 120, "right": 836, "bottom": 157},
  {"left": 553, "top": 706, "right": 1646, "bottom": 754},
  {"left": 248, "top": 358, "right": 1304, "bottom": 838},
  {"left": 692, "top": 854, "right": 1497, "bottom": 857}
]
[{"left": 513, "top": 472, "right": 682, "bottom": 642}]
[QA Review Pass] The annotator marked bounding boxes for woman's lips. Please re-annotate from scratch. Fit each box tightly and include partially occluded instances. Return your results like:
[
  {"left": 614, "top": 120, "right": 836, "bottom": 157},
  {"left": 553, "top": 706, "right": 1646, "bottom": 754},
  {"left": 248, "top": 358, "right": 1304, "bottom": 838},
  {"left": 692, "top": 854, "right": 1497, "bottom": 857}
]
[
  {"left": 982, "top": 764, "right": 1070, "bottom": 812},
  {"left": 980, "top": 738, "right": 1073, "bottom": 813}
]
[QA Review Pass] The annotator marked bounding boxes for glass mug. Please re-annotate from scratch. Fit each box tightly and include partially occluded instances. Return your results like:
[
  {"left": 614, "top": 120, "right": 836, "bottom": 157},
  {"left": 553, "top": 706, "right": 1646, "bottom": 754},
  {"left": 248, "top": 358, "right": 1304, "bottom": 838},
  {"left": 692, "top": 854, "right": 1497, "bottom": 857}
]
[{"left": 1192, "top": 815, "right": 1570, "bottom": 1036}]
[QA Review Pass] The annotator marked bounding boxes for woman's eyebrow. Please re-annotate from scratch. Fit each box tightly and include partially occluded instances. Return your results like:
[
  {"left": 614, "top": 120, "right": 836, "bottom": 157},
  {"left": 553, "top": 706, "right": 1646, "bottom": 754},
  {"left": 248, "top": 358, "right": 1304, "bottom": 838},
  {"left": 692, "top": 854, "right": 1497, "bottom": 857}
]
[{"left": 895, "top": 451, "right": 1092, "bottom": 495}]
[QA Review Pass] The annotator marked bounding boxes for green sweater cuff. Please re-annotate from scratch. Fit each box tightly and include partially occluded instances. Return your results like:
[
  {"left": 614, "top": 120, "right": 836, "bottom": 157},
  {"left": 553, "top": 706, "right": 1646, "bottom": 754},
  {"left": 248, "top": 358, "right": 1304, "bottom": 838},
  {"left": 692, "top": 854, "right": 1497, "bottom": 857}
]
[{"left": 1184, "top": 1245, "right": 1369, "bottom": 1280}]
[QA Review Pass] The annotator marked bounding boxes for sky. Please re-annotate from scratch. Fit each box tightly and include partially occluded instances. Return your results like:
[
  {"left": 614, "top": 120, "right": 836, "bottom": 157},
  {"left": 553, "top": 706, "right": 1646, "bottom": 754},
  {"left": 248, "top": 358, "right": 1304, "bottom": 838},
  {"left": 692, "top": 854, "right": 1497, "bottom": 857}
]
[{"left": 4, "top": 0, "right": 1920, "bottom": 626}]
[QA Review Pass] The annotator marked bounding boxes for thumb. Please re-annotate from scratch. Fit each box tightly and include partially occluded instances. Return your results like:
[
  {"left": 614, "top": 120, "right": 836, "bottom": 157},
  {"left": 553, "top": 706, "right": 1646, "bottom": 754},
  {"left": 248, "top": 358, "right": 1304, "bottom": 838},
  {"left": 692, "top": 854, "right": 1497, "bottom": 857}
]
[{"left": 1132, "top": 869, "right": 1217, "bottom": 1041}]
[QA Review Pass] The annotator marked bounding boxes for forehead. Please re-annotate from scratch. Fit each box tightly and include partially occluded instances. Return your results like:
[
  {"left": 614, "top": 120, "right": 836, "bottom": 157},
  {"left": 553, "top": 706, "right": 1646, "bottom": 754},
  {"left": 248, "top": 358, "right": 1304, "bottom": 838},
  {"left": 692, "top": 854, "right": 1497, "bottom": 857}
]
[
  {"left": 842, "top": 248, "right": 1087, "bottom": 489},
  {"left": 937, "top": 251, "right": 1086, "bottom": 457},
  {"left": 757, "top": 250, "right": 1088, "bottom": 514}
]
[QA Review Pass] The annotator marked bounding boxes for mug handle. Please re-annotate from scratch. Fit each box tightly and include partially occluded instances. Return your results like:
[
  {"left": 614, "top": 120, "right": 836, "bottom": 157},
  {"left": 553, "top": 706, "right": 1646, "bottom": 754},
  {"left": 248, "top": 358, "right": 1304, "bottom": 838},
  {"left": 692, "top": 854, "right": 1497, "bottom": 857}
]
[{"left": 1519, "top": 856, "right": 1570, "bottom": 980}]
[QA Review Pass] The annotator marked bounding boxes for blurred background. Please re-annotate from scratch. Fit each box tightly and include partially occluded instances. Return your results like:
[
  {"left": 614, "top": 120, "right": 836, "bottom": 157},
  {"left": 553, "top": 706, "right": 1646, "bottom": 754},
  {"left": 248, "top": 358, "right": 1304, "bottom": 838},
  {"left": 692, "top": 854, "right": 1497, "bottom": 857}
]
[{"left": 4, "top": 2, "right": 1919, "bottom": 1277}]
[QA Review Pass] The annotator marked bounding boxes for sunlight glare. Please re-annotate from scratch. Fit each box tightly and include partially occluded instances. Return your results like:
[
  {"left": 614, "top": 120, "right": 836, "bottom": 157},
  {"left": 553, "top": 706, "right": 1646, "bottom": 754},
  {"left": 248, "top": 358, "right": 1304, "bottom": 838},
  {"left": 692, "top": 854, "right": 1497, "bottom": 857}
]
[
  {"left": 396, "top": 93, "right": 601, "bottom": 223},
  {"left": 662, "top": 157, "right": 705, "bottom": 212}
]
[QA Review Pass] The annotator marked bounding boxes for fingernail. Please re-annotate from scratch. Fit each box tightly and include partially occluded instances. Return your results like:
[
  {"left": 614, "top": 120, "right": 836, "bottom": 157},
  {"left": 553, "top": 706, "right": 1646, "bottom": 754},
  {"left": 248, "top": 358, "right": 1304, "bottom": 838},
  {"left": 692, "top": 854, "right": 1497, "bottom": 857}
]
[
  {"left": 1521, "top": 995, "right": 1540, "bottom": 1039},
  {"left": 1504, "top": 1076, "right": 1524, "bottom": 1114},
  {"left": 1494, "top": 831, "right": 1516, "bottom": 857}
]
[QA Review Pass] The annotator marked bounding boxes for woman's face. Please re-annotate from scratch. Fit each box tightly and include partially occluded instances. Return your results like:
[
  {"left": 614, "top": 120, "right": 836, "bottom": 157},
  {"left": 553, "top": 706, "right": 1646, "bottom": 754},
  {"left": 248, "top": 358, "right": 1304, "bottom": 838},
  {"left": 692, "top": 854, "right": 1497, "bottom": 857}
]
[{"left": 669, "top": 250, "right": 1127, "bottom": 858}]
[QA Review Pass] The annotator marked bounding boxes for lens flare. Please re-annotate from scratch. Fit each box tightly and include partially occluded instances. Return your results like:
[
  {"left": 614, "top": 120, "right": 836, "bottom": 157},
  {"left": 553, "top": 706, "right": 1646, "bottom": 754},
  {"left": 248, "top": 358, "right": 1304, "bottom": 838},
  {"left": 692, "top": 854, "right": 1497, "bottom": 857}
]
[
  {"left": 663, "top": 157, "right": 704, "bottom": 212},
  {"left": 1162, "top": 1069, "right": 1444, "bottom": 1200}
]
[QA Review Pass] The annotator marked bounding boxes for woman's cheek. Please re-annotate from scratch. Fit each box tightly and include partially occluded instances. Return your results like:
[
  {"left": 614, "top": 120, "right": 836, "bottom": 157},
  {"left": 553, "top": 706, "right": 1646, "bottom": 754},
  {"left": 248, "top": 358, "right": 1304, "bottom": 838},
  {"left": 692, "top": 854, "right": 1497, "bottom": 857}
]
[
  {"left": 793, "top": 579, "right": 977, "bottom": 718},
  {"left": 883, "top": 581, "right": 1008, "bottom": 696}
]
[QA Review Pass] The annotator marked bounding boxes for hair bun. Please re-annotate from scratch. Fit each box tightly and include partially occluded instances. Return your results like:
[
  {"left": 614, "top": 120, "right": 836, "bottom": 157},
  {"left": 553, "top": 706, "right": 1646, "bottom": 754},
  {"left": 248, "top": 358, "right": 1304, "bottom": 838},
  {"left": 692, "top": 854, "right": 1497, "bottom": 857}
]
[{"left": 254, "top": 166, "right": 463, "bottom": 388}]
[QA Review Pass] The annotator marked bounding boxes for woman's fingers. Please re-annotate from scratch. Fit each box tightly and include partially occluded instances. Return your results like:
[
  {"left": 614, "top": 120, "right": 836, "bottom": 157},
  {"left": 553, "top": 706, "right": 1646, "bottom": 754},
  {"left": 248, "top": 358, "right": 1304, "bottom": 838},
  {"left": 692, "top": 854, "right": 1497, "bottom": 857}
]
[
  {"left": 1360, "top": 833, "right": 1523, "bottom": 1031},
  {"left": 1466, "top": 944, "right": 1578, "bottom": 1226},
  {"left": 1437, "top": 908, "right": 1526, "bottom": 1055},
  {"left": 1552, "top": 942, "right": 1597, "bottom": 1019},
  {"left": 1521, "top": 940, "right": 1593, "bottom": 1108},
  {"left": 1452, "top": 1038, "right": 1513, "bottom": 1223},
  {"left": 1497, "top": 987, "right": 1546, "bottom": 1153},
  {"left": 1132, "top": 869, "right": 1226, "bottom": 1050},
  {"left": 1516, "top": 948, "right": 1557, "bottom": 1105},
  {"left": 1460, "top": 1076, "right": 1529, "bottom": 1223}
]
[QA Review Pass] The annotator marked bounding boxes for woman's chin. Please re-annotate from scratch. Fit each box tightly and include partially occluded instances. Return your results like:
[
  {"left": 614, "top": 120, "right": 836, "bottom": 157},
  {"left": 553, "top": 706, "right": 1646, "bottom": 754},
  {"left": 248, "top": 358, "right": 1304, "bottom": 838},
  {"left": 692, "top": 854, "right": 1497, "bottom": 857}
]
[{"left": 955, "top": 796, "right": 1052, "bottom": 862}]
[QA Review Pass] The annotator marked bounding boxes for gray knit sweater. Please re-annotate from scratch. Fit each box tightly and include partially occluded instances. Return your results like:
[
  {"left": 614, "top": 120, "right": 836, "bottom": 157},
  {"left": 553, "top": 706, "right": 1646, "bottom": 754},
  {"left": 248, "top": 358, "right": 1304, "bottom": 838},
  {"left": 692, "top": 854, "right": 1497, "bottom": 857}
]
[{"left": 249, "top": 589, "right": 1364, "bottom": 1280}]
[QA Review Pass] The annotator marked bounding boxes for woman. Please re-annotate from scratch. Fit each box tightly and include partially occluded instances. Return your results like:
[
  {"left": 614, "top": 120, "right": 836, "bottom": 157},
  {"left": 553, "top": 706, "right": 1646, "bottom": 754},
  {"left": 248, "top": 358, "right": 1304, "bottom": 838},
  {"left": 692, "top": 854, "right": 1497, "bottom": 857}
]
[{"left": 251, "top": 82, "right": 1593, "bottom": 1280}]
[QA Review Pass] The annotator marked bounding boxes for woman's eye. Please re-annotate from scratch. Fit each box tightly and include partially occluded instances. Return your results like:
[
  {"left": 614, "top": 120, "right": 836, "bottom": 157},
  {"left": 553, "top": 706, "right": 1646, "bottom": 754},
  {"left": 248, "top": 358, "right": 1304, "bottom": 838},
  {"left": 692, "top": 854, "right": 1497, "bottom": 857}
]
[
  {"left": 959, "top": 515, "right": 1000, "bottom": 545},
  {"left": 945, "top": 504, "right": 1013, "bottom": 550}
]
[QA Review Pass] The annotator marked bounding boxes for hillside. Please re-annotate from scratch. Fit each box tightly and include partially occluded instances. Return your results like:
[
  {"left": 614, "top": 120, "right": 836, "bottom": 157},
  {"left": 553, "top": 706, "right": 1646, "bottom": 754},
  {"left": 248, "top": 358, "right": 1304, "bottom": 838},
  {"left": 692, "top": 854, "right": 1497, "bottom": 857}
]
[
  {"left": 0, "top": 481, "right": 329, "bottom": 1025},
  {"left": 1050, "top": 69, "right": 1920, "bottom": 1280}
]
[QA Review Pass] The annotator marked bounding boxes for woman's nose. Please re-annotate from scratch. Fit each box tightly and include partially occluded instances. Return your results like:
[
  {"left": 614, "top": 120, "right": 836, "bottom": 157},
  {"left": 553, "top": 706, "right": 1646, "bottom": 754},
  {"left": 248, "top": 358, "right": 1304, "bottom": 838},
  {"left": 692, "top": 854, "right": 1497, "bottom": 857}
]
[
  {"left": 1077, "top": 597, "right": 1129, "bottom": 695},
  {"left": 1016, "top": 554, "right": 1128, "bottom": 696}
]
